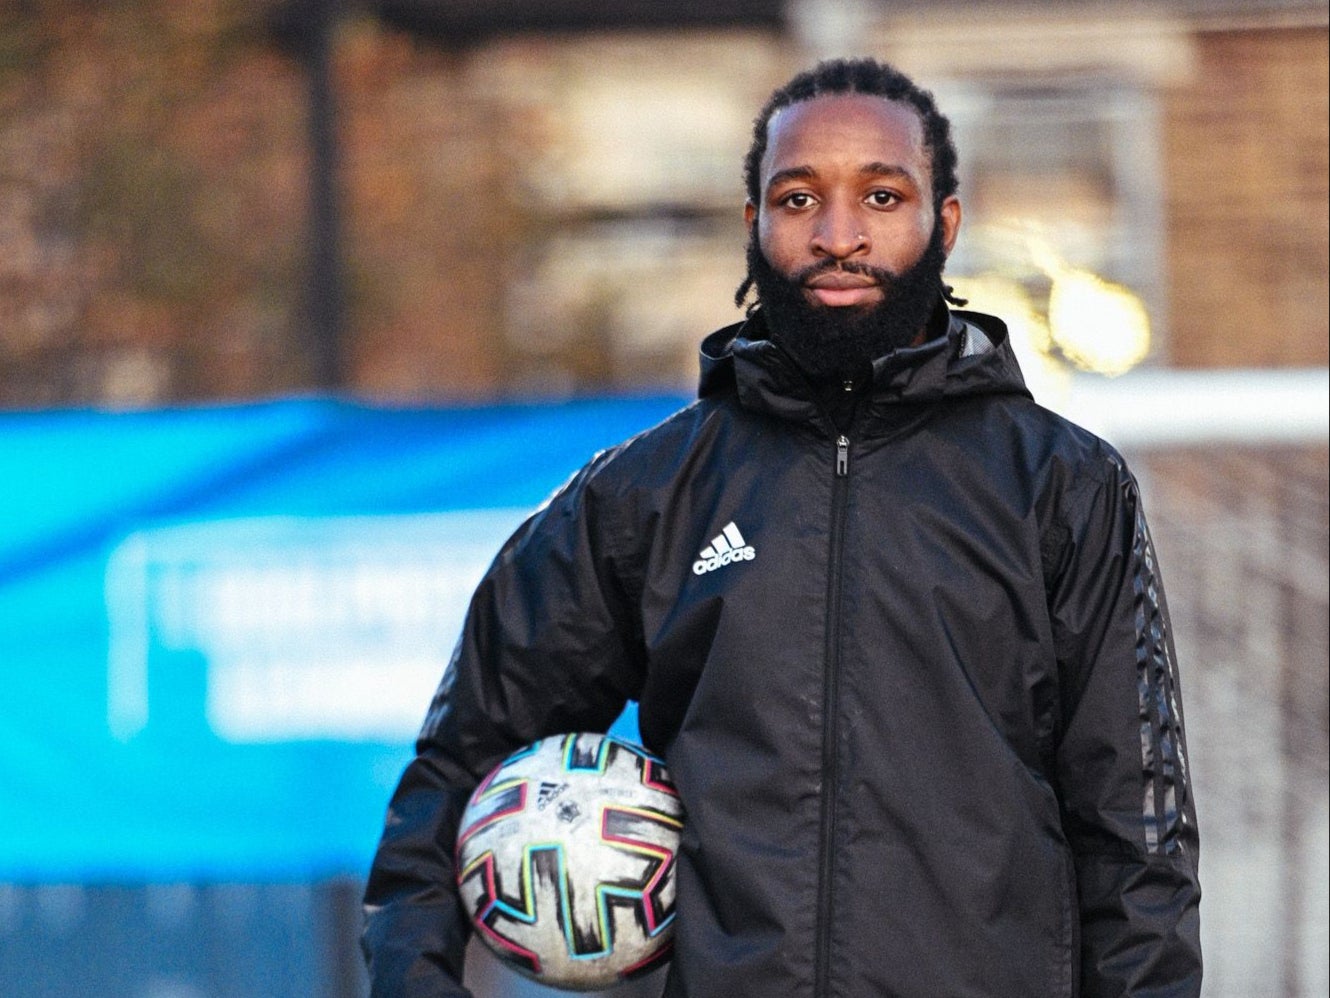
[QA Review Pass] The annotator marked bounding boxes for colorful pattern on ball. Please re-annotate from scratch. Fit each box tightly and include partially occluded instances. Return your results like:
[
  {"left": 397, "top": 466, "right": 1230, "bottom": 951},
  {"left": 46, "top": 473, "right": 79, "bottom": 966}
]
[{"left": 455, "top": 733, "right": 683, "bottom": 991}]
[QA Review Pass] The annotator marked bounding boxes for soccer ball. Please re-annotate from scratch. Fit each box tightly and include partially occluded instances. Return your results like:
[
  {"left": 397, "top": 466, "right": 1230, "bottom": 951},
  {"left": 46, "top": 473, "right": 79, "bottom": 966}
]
[{"left": 455, "top": 732, "right": 684, "bottom": 991}]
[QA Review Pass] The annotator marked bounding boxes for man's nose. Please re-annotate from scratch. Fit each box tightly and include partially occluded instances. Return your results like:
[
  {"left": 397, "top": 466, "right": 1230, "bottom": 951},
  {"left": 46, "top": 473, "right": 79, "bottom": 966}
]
[{"left": 810, "top": 203, "right": 869, "bottom": 259}]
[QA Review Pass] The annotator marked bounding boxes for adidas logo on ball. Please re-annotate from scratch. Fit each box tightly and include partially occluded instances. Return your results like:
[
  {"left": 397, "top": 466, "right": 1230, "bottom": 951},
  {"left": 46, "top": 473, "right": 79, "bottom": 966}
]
[{"left": 692, "top": 522, "right": 756, "bottom": 575}]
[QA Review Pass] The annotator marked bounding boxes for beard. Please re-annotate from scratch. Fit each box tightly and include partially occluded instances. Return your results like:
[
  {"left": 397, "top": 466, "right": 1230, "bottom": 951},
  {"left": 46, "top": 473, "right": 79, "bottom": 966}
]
[{"left": 748, "top": 221, "right": 949, "bottom": 383}]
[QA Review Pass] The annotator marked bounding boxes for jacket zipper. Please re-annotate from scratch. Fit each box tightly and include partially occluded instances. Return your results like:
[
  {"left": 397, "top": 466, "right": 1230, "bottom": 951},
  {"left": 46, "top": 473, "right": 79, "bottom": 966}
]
[{"left": 815, "top": 433, "right": 851, "bottom": 997}]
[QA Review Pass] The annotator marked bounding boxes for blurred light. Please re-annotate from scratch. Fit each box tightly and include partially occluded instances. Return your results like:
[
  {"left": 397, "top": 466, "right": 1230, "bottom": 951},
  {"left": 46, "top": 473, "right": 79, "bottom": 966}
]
[
  {"left": 952, "top": 273, "right": 1049, "bottom": 354},
  {"left": 959, "top": 220, "right": 1154, "bottom": 379},
  {"left": 950, "top": 273, "right": 1070, "bottom": 405},
  {"left": 1047, "top": 268, "right": 1151, "bottom": 377}
]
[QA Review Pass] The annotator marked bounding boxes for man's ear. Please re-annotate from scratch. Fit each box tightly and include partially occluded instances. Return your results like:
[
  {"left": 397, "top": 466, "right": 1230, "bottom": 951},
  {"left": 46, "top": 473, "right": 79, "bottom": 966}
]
[
  {"left": 939, "top": 196, "right": 962, "bottom": 256},
  {"left": 744, "top": 200, "right": 757, "bottom": 232}
]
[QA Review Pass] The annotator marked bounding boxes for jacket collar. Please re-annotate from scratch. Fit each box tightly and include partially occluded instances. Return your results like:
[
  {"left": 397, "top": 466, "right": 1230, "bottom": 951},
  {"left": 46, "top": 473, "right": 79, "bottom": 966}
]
[{"left": 698, "top": 306, "right": 1030, "bottom": 434}]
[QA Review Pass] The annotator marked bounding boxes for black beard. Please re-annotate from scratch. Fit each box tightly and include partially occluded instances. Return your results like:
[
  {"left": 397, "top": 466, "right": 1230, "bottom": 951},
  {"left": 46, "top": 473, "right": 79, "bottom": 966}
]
[{"left": 748, "top": 223, "right": 948, "bottom": 383}]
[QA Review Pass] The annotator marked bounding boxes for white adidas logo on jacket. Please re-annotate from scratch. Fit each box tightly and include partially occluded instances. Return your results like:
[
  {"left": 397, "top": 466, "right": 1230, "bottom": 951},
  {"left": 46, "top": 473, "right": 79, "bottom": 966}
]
[{"left": 692, "top": 522, "right": 756, "bottom": 576}]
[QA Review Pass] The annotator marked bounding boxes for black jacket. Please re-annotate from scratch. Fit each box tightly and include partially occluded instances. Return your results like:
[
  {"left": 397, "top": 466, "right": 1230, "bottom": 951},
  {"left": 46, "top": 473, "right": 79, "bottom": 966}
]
[{"left": 363, "top": 309, "right": 1202, "bottom": 997}]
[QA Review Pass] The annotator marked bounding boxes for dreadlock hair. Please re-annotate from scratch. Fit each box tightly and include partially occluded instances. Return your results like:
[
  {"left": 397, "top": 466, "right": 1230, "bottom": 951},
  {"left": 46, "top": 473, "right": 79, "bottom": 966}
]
[{"left": 735, "top": 57, "right": 967, "bottom": 312}]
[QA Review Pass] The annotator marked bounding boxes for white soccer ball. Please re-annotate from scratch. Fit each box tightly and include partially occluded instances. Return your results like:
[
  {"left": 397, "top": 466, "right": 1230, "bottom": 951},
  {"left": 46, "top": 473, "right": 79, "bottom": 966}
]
[{"left": 455, "top": 732, "right": 683, "bottom": 991}]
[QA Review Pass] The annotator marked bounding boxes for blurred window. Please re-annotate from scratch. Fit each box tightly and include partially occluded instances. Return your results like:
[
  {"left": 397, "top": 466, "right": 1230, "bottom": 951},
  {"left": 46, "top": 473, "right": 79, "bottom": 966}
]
[
  {"left": 483, "top": 43, "right": 777, "bottom": 392},
  {"left": 941, "top": 76, "right": 1170, "bottom": 362}
]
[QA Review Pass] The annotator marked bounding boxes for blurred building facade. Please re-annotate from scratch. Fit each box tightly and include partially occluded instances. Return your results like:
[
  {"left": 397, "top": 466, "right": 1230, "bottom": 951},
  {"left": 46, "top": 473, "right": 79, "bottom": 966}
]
[{"left": 0, "top": 0, "right": 1326, "bottom": 405}]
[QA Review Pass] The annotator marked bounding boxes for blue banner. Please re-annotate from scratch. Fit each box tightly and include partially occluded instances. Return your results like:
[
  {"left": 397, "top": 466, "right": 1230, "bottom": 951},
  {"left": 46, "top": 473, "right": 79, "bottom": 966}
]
[{"left": 0, "top": 395, "right": 685, "bottom": 881}]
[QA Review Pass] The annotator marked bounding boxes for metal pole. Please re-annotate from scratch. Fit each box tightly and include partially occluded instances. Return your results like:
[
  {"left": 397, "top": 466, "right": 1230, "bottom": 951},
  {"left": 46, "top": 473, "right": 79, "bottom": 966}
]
[
  {"left": 305, "top": 0, "right": 344, "bottom": 390},
  {"left": 319, "top": 877, "right": 368, "bottom": 998}
]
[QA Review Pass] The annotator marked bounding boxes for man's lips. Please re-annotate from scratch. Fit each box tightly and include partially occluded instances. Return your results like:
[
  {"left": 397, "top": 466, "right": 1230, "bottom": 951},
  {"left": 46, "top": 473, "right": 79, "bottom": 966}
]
[{"left": 804, "top": 272, "right": 882, "bottom": 307}]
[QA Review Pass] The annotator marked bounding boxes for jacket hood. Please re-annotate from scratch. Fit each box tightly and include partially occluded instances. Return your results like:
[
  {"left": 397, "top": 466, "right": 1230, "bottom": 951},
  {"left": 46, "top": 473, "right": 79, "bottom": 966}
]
[{"left": 698, "top": 307, "right": 1031, "bottom": 429}]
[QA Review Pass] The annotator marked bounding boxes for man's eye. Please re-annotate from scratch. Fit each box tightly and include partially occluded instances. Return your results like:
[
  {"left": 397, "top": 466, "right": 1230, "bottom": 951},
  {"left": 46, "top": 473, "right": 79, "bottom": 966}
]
[
  {"left": 867, "top": 191, "right": 899, "bottom": 207},
  {"left": 781, "top": 192, "right": 815, "bottom": 209}
]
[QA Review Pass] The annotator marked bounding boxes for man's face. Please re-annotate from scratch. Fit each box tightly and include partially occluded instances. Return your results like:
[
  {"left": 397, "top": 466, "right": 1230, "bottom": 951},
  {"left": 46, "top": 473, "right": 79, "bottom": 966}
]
[{"left": 743, "top": 94, "right": 962, "bottom": 376}]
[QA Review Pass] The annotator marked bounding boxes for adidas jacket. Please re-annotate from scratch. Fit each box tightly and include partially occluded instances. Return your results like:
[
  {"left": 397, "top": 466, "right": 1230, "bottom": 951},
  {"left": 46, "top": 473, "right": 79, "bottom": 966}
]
[{"left": 363, "top": 309, "right": 1202, "bottom": 998}]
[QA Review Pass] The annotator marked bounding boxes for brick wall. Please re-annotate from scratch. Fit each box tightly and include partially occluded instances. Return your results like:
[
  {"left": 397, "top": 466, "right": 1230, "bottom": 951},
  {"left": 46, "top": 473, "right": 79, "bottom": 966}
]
[
  {"left": 334, "top": 21, "right": 524, "bottom": 399},
  {"left": 1163, "top": 26, "right": 1329, "bottom": 367}
]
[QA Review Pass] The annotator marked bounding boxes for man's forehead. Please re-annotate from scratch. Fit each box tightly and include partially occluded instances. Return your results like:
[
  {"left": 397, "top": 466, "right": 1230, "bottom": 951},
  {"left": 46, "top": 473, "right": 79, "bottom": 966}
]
[{"left": 762, "top": 93, "right": 926, "bottom": 177}]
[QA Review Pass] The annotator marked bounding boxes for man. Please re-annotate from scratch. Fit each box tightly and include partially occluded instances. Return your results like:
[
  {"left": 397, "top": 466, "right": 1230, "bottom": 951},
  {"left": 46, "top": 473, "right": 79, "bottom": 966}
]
[{"left": 363, "top": 58, "right": 1202, "bottom": 997}]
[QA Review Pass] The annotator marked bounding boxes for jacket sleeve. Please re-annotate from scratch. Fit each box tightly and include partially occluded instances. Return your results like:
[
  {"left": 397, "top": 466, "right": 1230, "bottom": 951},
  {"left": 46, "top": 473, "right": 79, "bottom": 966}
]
[
  {"left": 1046, "top": 453, "right": 1202, "bottom": 997},
  {"left": 362, "top": 453, "right": 646, "bottom": 997}
]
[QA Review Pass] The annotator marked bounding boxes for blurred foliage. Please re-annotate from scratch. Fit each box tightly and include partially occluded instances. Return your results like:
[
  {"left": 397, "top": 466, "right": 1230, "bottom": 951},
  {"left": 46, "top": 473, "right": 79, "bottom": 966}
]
[
  {"left": 0, "top": 0, "right": 307, "bottom": 405},
  {"left": 0, "top": 0, "right": 529, "bottom": 406}
]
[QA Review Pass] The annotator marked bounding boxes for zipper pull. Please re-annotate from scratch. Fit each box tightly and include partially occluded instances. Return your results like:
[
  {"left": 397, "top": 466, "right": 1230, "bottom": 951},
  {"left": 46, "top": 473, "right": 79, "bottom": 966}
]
[{"left": 836, "top": 435, "right": 850, "bottom": 477}]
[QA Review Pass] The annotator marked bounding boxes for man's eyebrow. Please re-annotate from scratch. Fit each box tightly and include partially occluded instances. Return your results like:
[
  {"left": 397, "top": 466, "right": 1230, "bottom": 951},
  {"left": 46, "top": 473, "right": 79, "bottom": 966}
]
[
  {"left": 765, "top": 165, "right": 817, "bottom": 189},
  {"left": 861, "top": 162, "right": 920, "bottom": 186}
]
